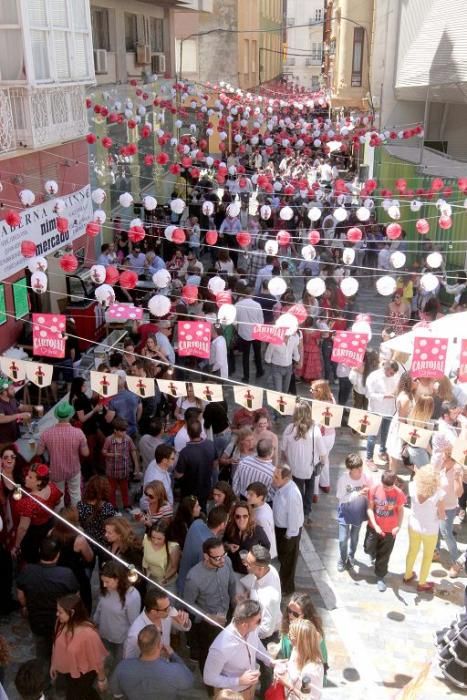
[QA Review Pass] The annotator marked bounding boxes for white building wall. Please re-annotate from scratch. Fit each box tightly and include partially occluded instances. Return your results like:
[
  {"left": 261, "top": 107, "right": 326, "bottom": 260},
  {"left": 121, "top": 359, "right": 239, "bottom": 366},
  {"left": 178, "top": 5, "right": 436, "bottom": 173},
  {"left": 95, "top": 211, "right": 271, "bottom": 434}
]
[{"left": 286, "top": 0, "right": 324, "bottom": 89}]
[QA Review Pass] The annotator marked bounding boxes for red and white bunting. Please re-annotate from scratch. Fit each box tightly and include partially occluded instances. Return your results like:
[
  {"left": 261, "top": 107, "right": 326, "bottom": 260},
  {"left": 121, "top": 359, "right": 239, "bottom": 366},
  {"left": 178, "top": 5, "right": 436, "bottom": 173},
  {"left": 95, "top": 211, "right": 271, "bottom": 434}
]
[
  {"left": 233, "top": 385, "right": 264, "bottom": 411},
  {"left": 126, "top": 375, "right": 155, "bottom": 398},
  {"left": 90, "top": 370, "right": 119, "bottom": 398},
  {"left": 311, "top": 400, "right": 344, "bottom": 428},
  {"left": 347, "top": 408, "right": 382, "bottom": 436}
]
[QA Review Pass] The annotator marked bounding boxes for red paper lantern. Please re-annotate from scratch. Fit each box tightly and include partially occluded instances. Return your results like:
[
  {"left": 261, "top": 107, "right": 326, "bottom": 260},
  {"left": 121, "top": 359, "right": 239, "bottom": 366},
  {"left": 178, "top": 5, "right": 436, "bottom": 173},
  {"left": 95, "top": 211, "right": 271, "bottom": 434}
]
[
  {"left": 56, "top": 217, "right": 69, "bottom": 233},
  {"left": 431, "top": 178, "right": 444, "bottom": 192},
  {"left": 86, "top": 222, "right": 101, "bottom": 238},
  {"left": 105, "top": 266, "right": 120, "bottom": 285},
  {"left": 5, "top": 210, "right": 21, "bottom": 227},
  {"left": 386, "top": 223, "right": 402, "bottom": 240},
  {"left": 289, "top": 303, "right": 307, "bottom": 324},
  {"left": 85, "top": 133, "right": 97, "bottom": 144},
  {"left": 181, "top": 156, "right": 192, "bottom": 169},
  {"left": 415, "top": 219, "right": 430, "bottom": 235},
  {"left": 457, "top": 177, "right": 467, "bottom": 194},
  {"left": 119, "top": 270, "right": 138, "bottom": 289},
  {"left": 172, "top": 228, "right": 186, "bottom": 244},
  {"left": 206, "top": 230, "right": 218, "bottom": 245},
  {"left": 439, "top": 215, "right": 452, "bottom": 230},
  {"left": 169, "top": 163, "right": 181, "bottom": 175},
  {"left": 216, "top": 291, "right": 232, "bottom": 307},
  {"left": 347, "top": 227, "right": 363, "bottom": 242},
  {"left": 277, "top": 230, "right": 291, "bottom": 246},
  {"left": 182, "top": 285, "right": 198, "bottom": 303},
  {"left": 156, "top": 152, "right": 169, "bottom": 165},
  {"left": 128, "top": 225, "right": 146, "bottom": 243},
  {"left": 60, "top": 254, "right": 78, "bottom": 273},
  {"left": 101, "top": 137, "right": 113, "bottom": 149},
  {"left": 20, "top": 240, "right": 37, "bottom": 258},
  {"left": 236, "top": 231, "right": 251, "bottom": 248},
  {"left": 308, "top": 229, "right": 320, "bottom": 245}
]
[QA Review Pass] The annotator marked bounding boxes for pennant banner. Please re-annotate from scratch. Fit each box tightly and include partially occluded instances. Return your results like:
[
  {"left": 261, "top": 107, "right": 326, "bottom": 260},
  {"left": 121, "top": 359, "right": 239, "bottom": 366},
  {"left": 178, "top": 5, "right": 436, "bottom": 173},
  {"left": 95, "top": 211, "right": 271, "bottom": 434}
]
[
  {"left": 191, "top": 382, "right": 224, "bottom": 403},
  {"left": 311, "top": 400, "right": 344, "bottom": 428},
  {"left": 459, "top": 339, "right": 467, "bottom": 383},
  {"left": 331, "top": 331, "right": 369, "bottom": 368},
  {"left": 33, "top": 314, "right": 66, "bottom": 359},
  {"left": 399, "top": 422, "right": 433, "bottom": 450},
  {"left": 233, "top": 385, "right": 264, "bottom": 411},
  {"left": 411, "top": 336, "right": 448, "bottom": 379},
  {"left": 451, "top": 438, "right": 467, "bottom": 468},
  {"left": 25, "top": 361, "right": 53, "bottom": 388},
  {"left": 266, "top": 390, "right": 297, "bottom": 416},
  {"left": 107, "top": 304, "right": 144, "bottom": 321},
  {"left": 178, "top": 321, "right": 211, "bottom": 359},
  {"left": 157, "top": 378, "right": 188, "bottom": 398},
  {"left": 90, "top": 370, "right": 119, "bottom": 398},
  {"left": 126, "top": 375, "right": 155, "bottom": 398},
  {"left": 252, "top": 324, "right": 286, "bottom": 346},
  {"left": 0, "top": 356, "right": 27, "bottom": 381},
  {"left": 348, "top": 408, "right": 382, "bottom": 436}
]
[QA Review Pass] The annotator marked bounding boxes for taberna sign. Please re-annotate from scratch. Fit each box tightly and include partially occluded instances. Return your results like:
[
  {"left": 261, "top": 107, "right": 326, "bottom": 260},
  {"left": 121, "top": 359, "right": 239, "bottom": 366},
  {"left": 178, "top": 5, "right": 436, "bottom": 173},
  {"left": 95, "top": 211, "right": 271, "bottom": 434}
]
[{"left": 0, "top": 185, "right": 93, "bottom": 281}]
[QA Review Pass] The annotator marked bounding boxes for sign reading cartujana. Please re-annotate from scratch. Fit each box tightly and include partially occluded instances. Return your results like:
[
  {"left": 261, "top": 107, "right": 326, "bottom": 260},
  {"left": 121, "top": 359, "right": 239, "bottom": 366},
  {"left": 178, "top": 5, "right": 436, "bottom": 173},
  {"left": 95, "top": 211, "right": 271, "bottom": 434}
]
[{"left": 0, "top": 185, "right": 93, "bottom": 280}]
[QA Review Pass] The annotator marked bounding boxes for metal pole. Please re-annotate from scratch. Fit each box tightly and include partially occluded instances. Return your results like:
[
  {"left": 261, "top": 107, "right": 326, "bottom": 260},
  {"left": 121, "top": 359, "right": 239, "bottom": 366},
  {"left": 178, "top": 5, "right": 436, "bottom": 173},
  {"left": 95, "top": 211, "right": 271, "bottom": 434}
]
[{"left": 419, "top": 84, "right": 429, "bottom": 166}]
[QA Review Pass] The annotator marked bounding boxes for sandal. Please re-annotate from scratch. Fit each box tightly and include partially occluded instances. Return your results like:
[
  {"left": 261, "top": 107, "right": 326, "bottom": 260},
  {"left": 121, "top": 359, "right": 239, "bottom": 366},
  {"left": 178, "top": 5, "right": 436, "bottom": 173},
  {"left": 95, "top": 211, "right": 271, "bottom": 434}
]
[
  {"left": 417, "top": 582, "right": 434, "bottom": 592},
  {"left": 403, "top": 572, "right": 416, "bottom": 584}
]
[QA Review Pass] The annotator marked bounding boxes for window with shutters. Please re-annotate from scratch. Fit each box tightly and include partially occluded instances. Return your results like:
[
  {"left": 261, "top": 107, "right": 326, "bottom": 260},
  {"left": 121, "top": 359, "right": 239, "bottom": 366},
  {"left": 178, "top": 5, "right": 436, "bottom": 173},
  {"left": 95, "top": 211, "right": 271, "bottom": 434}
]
[
  {"left": 0, "top": 0, "right": 24, "bottom": 81},
  {"left": 150, "top": 17, "right": 164, "bottom": 53},
  {"left": 26, "top": 0, "right": 92, "bottom": 83},
  {"left": 351, "top": 27, "right": 364, "bottom": 87},
  {"left": 125, "top": 13, "right": 138, "bottom": 51},
  {"left": 91, "top": 7, "right": 110, "bottom": 51}
]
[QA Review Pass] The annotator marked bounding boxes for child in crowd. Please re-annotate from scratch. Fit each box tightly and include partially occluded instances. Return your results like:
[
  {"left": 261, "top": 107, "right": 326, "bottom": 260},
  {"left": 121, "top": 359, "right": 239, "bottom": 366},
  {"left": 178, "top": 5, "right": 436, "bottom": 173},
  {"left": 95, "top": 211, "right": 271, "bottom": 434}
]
[
  {"left": 246, "top": 481, "right": 277, "bottom": 559},
  {"left": 336, "top": 453, "right": 371, "bottom": 571},
  {"left": 102, "top": 417, "right": 140, "bottom": 509}
]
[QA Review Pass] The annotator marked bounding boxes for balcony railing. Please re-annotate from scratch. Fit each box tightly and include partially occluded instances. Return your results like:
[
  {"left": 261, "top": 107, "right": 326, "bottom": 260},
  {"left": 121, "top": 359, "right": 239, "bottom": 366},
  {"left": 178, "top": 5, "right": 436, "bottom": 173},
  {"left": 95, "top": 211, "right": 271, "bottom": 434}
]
[{"left": 0, "top": 84, "right": 88, "bottom": 154}]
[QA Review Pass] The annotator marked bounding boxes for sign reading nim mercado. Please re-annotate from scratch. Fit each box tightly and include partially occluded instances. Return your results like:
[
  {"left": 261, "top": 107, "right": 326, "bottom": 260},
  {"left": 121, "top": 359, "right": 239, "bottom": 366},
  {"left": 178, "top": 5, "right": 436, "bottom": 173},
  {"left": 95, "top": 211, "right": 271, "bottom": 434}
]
[{"left": 0, "top": 185, "right": 93, "bottom": 281}]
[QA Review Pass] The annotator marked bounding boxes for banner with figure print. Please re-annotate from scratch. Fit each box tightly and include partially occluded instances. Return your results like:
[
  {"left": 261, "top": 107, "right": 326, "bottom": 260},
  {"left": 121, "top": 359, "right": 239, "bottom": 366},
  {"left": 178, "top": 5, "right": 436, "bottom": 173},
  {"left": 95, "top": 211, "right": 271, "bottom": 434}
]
[
  {"left": 233, "top": 385, "right": 264, "bottom": 411},
  {"left": 192, "top": 382, "right": 224, "bottom": 403},
  {"left": 25, "top": 362, "right": 53, "bottom": 388},
  {"left": 178, "top": 321, "right": 211, "bottom": 359},
  {"left": 399, "top": 422, "right": 433, "bottom": 450},
  {"left": 348, "top": 408, "right": 382, "bottom": 436},
  {"left": 33, "top": 314, "right": 66, "bottom": 358},
  {"left": 157, "top": 379, "right": 188, "bottom": 398},
  {"left": 90, "top": 370, "right": 119, "bottom": 398},
  {"left": 311, "top": 401, "right": 344, "bottom": 428},
  {"left": 126, "top": 375, "right": 155, "bottom": 398},
  {"left": 331, "top": 331, "right": 369, "bottom": 368},
  {"left": 411, "top": 336, "right": 448, "bottom": 379},
  {"left": 0, "top": 356, "right": 27, "bottom": 381},
  {"left": 266, "top": 390, "right": 297, "bottom": 416}
]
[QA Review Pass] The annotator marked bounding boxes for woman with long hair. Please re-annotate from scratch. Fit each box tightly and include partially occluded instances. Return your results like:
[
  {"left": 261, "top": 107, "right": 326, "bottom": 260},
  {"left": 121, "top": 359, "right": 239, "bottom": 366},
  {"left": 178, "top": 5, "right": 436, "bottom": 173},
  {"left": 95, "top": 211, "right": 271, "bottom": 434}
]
[
  {"left": 219, "top": 427, "right": 255, "bottom": 483},
  {"left": 0, "top": 445, "right": 27, "bottom": 551},
  {"left": 142, "top": 520, "right": 181, "bottom": 592},
  {"left": 142, "top": 480, "right": 173, "bottom": 527},
  {"left": 349, "top": 350, "right": 379, "bottom": 411},
  {"left": 224, "top": 503, "right": 269, "bottom": 575},
  {"left": 77, "top": 476, "right": 116, "bottom": 555},
  {"left": 251, "top": 413, "right": 279, "bottom": 466},
  {"left": 403, "top": 465, "right": 445, "bottom": 592},
  {"left": 299, "top": 317, "right": 323, "bottom": 383},
  {"left": 275, "top": 619, "right": 324, "bottom": 698},
  {"left": 386, "top": 373, "right": 415, "bottom": 473},
  {"left": 387, "top": 290, "right": 411, "bottom": 335},
  {"left": 93, "top": 561, "right": 141, "bottom": 666},
  {"left": 404, "top": 394, "right": 435, "bottom": 468},
  {"left": 310, "top": 380, "right": 336, "bottom": 500},
  {"left": 211, "top": 481, "right": 236, "bottom": 513},
  {"left": 166, "top": 495, "right": 202, "bottom": 549},
  {"left": 432, "top": 376, "right": 455, "bottom": 420},
  {"left": 50, "top": 593, "right": 108, "bottom": 699},
  {"left": 281, "top": 403, "right": 327, "bottom": 526},
  {"left": 279, "top": 592, "right": 327, "bottom": 668},
  {"left": 69, "top": 377, "right": 103, "bottom": 479}
]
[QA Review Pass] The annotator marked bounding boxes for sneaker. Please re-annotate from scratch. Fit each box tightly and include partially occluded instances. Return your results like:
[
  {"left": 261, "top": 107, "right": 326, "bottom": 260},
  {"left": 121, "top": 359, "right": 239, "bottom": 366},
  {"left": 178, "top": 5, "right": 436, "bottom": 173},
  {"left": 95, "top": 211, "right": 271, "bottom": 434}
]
[
  {"left": 377, "top": 579, "right": 387, "bottom": 592},
  {"left": 348, "top": 556, "right": 356, "bottom": 568},
  {"left": 337, "top": 560, "right": 346, "bottom": 572}
]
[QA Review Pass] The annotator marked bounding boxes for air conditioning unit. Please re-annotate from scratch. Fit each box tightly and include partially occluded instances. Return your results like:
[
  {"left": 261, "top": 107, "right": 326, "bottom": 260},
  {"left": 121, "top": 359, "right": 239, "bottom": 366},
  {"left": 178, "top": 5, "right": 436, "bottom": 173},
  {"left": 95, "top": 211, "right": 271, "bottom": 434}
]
[
  {"left": 93, "top": 49, "right": 108, "bottom": 74},
  {"left": 136, "top": 44, "right": 151, "bottom": 65},
  {"left": 151, "top": 53, "right": 166, "bottom": 74}
]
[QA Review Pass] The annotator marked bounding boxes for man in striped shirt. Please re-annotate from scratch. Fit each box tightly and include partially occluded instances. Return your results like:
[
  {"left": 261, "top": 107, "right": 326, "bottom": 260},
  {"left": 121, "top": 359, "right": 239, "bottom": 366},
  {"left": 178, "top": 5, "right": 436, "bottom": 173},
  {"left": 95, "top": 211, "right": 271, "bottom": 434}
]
[{"left": 233, "top": 439, "right": 274, "bottom": 499}]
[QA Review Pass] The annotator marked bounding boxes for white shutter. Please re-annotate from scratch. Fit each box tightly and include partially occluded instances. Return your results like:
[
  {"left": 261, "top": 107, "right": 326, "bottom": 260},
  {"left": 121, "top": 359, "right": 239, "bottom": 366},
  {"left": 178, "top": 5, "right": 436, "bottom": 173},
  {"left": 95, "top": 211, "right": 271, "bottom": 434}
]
[
  {"left": 54, "top": 30, "right": 70, "bottom": 79},
  {"left": 0, "top": 0, "right": 19, "bottom": 24},
  {"left": 136, "top": 15, "right": 146, "bottom": 44},
  {"left": 73, "top": 33, "right": 89, "bottom": 79},
  {"left": 49, "top": 0, "right": 67, "bottom": 28},
  {"left": 72, "top": 0, "right": 87, "bottom": 31},
  {"left": 27, "top": 0, "right": 47, "bottom": 28},
  {"left": 30, "top": 29, "right": 51, "bottom": 80}
]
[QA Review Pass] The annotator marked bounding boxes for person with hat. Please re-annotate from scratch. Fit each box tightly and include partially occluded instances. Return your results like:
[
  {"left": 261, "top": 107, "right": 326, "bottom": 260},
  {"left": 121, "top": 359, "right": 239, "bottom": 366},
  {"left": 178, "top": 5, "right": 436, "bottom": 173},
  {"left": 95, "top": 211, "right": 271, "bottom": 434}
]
[
  {"left": 0, "top": 378, "right": 33, "bottom": 450},
  {"left": 36, "top": 402, "right": 89, "bottom": 508}
]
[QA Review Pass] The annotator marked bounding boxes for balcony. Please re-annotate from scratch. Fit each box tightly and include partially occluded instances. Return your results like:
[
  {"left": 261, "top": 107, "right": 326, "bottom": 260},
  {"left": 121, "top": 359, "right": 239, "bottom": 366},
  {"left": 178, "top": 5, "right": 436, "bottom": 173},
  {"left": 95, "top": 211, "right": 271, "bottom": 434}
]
[{"left": 0, "top": 84, "right": 88, "bottom": 155}]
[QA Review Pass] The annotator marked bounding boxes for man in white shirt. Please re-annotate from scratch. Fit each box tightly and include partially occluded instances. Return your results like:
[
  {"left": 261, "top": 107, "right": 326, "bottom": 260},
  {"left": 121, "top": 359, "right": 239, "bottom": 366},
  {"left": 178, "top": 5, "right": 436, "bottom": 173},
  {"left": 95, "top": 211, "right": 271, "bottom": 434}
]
[
  {"left": 246, "top": 482, "right": 277, "bottom": 558},
  {"left": 203, "top": 600, "right": 270, "bottom": 696},
  {"left": 366, "top": 360, "right": 402, "bottom": 469},
  {"left": 272, "top": 465, "right": 304, "bottom": 595},
  {"left": 264, "top": 332, "right": 300, "bottom": 394},
  {"left": 155, "top": 321, "right": 176, "bottom": 365},
  {"left": 142, "top": 444, "right": 175, "bottom": 510},
  {"left": 235, "top": 287, "right": 264, "bottom": 382},
  {"left": 210, "top": 324, "right": 229, "bottom": 378}
]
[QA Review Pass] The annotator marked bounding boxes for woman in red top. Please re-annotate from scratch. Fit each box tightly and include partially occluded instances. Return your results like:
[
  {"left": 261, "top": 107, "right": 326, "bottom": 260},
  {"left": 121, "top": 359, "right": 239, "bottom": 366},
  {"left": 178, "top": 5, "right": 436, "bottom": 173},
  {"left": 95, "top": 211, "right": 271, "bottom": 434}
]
[
  {"left": 299, "top": 318, "right": 323, "bottom": 382},
  {"left": 13, "top": 463, "right": 62, "bottom": 563}
]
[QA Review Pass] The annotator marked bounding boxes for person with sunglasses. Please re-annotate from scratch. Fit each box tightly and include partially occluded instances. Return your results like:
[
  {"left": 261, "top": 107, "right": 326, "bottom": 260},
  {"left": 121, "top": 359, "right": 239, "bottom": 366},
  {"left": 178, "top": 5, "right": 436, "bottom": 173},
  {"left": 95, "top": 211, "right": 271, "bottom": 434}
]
[
  {"left": 279, "top": 593, "right": 328, "bottom": 677},
  {"left": 184, "top": 537, "right": 237, "bottom": 675}
]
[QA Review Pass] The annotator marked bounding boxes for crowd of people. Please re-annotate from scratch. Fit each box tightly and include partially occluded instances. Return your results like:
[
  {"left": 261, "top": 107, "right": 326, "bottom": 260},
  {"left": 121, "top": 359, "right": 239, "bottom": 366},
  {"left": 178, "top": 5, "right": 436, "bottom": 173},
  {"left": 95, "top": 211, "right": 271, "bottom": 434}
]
[{"left": 0, "top": 95, "right": 466, "bottom": 698}]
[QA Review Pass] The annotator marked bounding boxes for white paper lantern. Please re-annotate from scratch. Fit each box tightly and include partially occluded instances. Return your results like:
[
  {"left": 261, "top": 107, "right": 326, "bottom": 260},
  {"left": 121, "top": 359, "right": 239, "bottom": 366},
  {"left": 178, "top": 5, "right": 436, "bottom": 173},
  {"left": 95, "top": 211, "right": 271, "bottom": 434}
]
[
  {"left": 28, "top": 257, "right": 48, "bottom": 273},
  {"left": 205, "top": 156, "right": 214, "bottom": 167},
  {"left": 274, "top": 181, "right": 283, "bottom": 192},
  {"left": 333, "top": 207, "right": 348, "bottom": 222},
  {"left": 306, "top": 278, "right": 326, "bottom": 297},
  {"left": 143, "top": 196, "right": 157, "bottom": 211},
  {"left": 302, "top": 245, "right": 316, "bottom": 261},
  {"left": 390, "top": 251, "right": 406, "bottom": 269},
  {"left": 420, "top": 272, "right": 439, "bottom": 292},
  {"left": 152, "top": 269, "right": 172, "bottom": 288},
  {"left": 129, "top": 218, "right": 142, "bottom": 229},
  {"left": 228, "top": 165, "right": 237, "bottom": 176},
  {"left": 410, "top": 199, "right": 422, "bottom": 212},
  {"left": 376, "top": 276, "right": 397, "bottom": 296},
  {"left": 208, "top": 276, "right": 226, "bottom": 295},
  {"left": 95, "top": 284, "right": 116, "bottom": 307},
  {"left": 175, "top": 120, "right": 183, "bottom": 129},
  {"left": 268, "top": 277, "right": 287, "bottom": 297},
  {"left": 382, "top": 199, "right": 392, "bottom": 211},
  {"left": 426, "top": 252, "right": 443, "bottom": 269},
  {"left": 19, "top": 189, "right": 35, "bottom": 206},
  {"left": 92, "top": 188, "right": 106, "bottom": 205},
  {"left": 363, "top": 198, "right": 374, "bottom": 210},
  {"left": 202, "top": 201, "right": 214, "bottom": 216},
  {"left": 90, "top": 264, "right": 106, "bottom": 285},
  {"left": 31, "top": 271, "right": 48, "bottom": 294},
  {"left": 340, "top": 277, "right": 359, "bottom": 297},
  {"left": 276, "top": 312, "right": 299, "bottom": 336},
  {"left": 93, "top": 209, "right": 106, "bottom": 224},
  {"left": 170, "top": 198, "right": 185, "bottom": 215},
  {"left": 264, "top": 240, "right": 279, "bottom": 255},
  {"left": 356, "top": 206, "right": 370, "bottom": 222},
  {"left": 308, "top": 207, "right": 321, "bottom": 222},
  {"left": 279, "top": 206, "right": 293, "bottom": 221},
  {"left": 148, "top": 294, "right": 171, "bottom": 317},
  {"left": 227, "top": 202, "right": 240, "bottom": 218},
  {"left": 342, "top": 248, "right": 356, "bottom": 265},
  {"left": 260, "top": 205, "right": 272, "bottom": 220},
  {"left": 351, "top": 320, "right": 372, "bottom": 341},
  {"left": 387, "top": 205, "right": 400, "bottom": 220},
  {"left": 45, "top": 179, "right": 59, "bottom": 195},
  {"left": 119, "top": 192, "right": 133, "bottom": 208}
]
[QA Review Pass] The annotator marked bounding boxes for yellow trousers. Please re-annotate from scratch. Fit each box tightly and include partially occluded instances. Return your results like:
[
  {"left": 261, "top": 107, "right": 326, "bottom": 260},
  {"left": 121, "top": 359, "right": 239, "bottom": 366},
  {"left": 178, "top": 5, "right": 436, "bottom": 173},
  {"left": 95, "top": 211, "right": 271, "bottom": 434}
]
[{"left": 404, "top": 528, "right": 438, "bottom": 585}]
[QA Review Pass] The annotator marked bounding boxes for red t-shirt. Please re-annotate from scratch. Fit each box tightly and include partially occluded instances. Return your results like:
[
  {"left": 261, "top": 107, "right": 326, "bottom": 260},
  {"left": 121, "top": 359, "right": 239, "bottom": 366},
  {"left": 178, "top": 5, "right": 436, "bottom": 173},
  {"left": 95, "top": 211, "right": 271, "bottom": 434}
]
[{"left": 369, "top": 484, "right": 406, "bottom": 533}]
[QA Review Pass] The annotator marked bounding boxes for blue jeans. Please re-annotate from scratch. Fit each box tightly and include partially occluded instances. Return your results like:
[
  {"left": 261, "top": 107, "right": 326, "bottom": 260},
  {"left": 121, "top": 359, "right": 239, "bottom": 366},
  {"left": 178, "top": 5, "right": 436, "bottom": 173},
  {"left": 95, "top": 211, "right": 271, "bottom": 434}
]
[
  {"left": 366, "top": 416, "right": 390, "bottom": 459},
  {"left": 293, "top": 475, "right": 315, "bottom": 517},
  {"left": 437, "top": 507, "right": 459, "bottom": 561},
  {"left": 270, "top": 364, "right": 293, "bottom": 393},
  {"left": 338, "top": 521, "right": 361, "bottom": 563}
]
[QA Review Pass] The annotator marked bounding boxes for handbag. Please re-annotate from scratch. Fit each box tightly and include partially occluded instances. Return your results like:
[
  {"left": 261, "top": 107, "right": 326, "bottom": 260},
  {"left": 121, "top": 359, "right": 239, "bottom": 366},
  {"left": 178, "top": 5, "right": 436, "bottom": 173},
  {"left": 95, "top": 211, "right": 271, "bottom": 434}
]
[
  {"left": 312, "top": 426, "right": 324, "bottom": 477},
  {"left": 264, "top": 681, "right": 286, "bottom": 700}
]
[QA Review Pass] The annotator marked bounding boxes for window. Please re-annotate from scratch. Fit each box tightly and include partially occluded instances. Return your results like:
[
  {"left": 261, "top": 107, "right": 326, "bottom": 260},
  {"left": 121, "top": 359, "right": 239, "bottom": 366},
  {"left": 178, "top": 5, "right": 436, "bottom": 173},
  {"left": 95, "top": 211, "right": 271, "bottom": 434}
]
[
  {"left": 175, "top": 38, "right": 197, "bottom": 73},
  {"left": 311, "top": 75, "right": 320, "bottom": 91},
  {"left": 125, "top": 13, "right": 138, "bottom": 51},
  {"left": 351, "top": 27, "right": 364, "bottom": 87},
  {"left": 243, "top": 39, "right": 250, "bottom": 74},
  {"left": 0, "top": 0, "right": 23, "bottom": 80},
  {"left": 315, "top": 9, "right": 322, "bottom": 22},
  {"left": 150, "top": 17, "right": 164, "bottom": 53},
  {"left": 251, "top": 40, "right": 257, "bottom": 72},
  {"left": 27, "top": 0, "right": 92, "bottom": 82},
  {"left": 91, "top": 7, "right": 110, "bottom": 51},
  {"left": 311, "top": 42, "right": 322, "bottom": 61}
]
